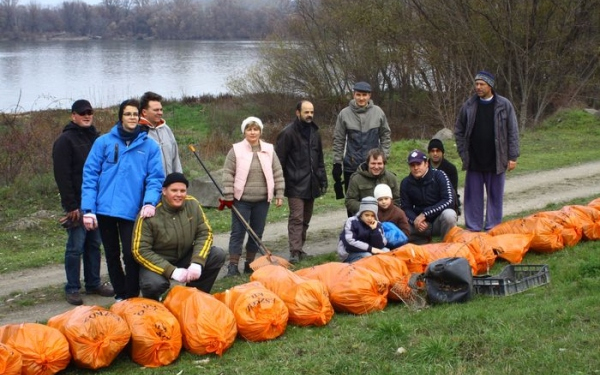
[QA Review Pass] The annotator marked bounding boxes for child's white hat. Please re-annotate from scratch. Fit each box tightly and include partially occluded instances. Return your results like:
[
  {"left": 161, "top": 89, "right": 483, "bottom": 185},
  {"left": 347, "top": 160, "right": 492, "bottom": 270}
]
[{"left": 374, "top": 184, "right": 392, "bottom": 200}]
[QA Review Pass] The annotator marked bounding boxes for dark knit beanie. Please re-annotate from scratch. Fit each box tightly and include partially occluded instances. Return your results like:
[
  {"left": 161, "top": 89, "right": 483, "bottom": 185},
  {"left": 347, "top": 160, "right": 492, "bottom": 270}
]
[
  {"left": 474, "top": 71, "right": 495, "bottom": 88},
  {"left": 163, "top": 172, "right": 189, "bottom": 188},
  {"left": 427, "top": 139, "right": 445, "bottom": 153}
]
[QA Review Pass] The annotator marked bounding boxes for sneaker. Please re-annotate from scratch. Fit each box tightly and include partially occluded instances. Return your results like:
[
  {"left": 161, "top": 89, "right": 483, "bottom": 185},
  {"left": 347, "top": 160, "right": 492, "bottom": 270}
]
[
  {"left": 225, "top": 263, "right": 241, "bottom": 277},
  {"left": 66, "top": 292, "right": 83, "bottom": 306},
  {"left": 289, "top": 253, "right": 300, "bottom": 264},
  {"left": 86, "top": 283, "right": 115, "bottom": 297},
  {"left": 244, "top": 262, "right": 253, "bottom": 274}
]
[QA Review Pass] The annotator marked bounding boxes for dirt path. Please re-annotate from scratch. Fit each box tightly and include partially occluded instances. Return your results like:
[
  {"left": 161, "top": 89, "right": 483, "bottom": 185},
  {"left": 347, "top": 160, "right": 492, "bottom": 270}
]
[{"left": 2, "top": 160, "right": 600, "bottom": 325}]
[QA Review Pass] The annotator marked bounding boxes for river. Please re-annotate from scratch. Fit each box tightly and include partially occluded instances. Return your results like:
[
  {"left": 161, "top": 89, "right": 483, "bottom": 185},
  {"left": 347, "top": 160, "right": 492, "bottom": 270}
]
[{"left": 0, "top": 39, "right": 263, "bottom": 112}]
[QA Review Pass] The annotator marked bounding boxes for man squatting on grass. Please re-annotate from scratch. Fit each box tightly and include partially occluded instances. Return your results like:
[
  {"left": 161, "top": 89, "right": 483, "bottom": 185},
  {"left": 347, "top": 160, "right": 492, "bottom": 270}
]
[
  {"left": 132, "top": 172, "right": 226, "bottom": 300},
  {"left": 400, "top": 149, "right": 457, "bottom": 244}
]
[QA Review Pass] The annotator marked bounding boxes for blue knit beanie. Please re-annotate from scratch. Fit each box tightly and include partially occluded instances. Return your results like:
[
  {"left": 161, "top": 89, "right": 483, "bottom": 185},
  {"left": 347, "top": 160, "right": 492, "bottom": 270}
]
[{"left": 474, "top": 71, "right": 495, "bottom": 88}]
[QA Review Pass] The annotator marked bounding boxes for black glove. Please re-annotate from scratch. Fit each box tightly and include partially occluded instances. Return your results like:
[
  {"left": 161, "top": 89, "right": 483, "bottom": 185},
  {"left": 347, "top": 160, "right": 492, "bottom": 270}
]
[
  {"left": 320, "top": 181, "right": 328, "bottom": 195},
  {"left": 332, "top": 163, "right": 343, "bottom": 183},
  {"left": 334, "top": 180, "right": 345, "bottom": 200}
]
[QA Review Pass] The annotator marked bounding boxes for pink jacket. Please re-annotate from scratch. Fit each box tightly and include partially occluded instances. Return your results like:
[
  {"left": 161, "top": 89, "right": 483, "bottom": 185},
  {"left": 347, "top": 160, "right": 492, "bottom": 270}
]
[{"left": 232, "top": 139, "right": 276, "bottom": 202}]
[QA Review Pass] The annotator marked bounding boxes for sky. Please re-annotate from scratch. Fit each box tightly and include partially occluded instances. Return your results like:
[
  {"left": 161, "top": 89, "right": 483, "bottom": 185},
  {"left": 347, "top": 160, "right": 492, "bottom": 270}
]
[{"left": 30, "top": 0, "right": 100, "bottom": 7}]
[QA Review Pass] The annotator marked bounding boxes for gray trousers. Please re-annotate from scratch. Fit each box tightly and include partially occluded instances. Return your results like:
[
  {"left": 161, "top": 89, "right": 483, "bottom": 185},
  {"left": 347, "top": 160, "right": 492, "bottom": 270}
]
[{"left": 409, "top": 209, "right": 457, "bottom": 244}]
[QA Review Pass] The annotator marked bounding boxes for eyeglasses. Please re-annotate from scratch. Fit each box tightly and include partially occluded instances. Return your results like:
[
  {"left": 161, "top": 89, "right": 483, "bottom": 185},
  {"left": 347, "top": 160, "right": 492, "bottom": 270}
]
[
  {"left": 123, "top": 112, "right": 139, "bottom": 117},
  {"left": 77, "top": 110, "right": 94, "bottom": 116}
]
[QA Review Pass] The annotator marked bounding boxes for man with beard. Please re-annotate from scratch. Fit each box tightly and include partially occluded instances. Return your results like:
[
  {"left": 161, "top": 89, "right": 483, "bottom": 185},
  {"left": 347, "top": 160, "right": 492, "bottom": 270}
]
[
  {"left": 345, "top": 148, "right": 400, "bottom": 216},
  {"left": 275, "top": 100, "right": 327, "bottom": 264},
  {"left": 332, "top": 82, "right": 391, "bottom": 197}
]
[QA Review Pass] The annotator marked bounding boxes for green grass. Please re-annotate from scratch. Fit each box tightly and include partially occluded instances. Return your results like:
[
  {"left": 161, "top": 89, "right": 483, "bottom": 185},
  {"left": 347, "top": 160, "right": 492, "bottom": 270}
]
[{"left": 52, "top": 232, "right": 599, "bottom": 374}]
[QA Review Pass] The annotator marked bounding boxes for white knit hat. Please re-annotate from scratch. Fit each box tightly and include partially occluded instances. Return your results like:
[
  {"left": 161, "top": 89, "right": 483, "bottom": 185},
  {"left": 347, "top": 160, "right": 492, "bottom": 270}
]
[
  {"left": 373, "top": 184, "right": 392, "bottom": 200},
  {"left": 357, "top": 196, "right": 378, "bottom": 219},
  {"left": 241, "top": 116, "right": 264, "bottom": 134}
]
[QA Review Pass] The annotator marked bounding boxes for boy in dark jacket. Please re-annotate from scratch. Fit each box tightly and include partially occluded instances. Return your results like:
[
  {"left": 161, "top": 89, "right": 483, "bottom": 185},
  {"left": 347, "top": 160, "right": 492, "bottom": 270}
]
[{"left": 338, "top": 196, "right": 387, "bottom": 263}]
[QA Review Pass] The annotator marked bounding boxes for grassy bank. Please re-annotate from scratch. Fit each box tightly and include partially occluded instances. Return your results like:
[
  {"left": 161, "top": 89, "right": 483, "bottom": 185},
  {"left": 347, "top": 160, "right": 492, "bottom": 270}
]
[
  {"left": 58, "top": 195, "right": 600, "bottom": 374},
  {"left": 1, "top": 106, "right": 599, "bottom": 373}
]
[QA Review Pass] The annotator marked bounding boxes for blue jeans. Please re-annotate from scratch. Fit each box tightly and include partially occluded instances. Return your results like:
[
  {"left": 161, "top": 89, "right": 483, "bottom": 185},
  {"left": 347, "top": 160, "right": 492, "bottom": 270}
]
[
  {"left": 64, "top": 225, "right": 102, "bottom": 294},
  {"left": 344, "top": 251, "right": 372, "bottom": 264},
  {"left": 228, "top": 200, "right": 270, "bottom": 259}
]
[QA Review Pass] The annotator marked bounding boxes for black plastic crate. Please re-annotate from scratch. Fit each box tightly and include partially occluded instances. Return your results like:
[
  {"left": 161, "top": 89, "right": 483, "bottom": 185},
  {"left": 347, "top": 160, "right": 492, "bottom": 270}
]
[{"left": 472, "top": 264, "right": 550, "bottom": 296}]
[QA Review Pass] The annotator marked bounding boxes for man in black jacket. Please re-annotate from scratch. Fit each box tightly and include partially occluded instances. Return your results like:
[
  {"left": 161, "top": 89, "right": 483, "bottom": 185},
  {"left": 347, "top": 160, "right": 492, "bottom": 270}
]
[
  {"left": 427, "top": 138, "right": 461, "bottom": 215},
  {"left": 400, "top": 149, "right": 457, "bottom": 244},
  {"left": 275, "top": 100, "right": 327, "bottom": 264},
  {"left": 52, "top": 100, "right": 114, "bottom": 305}
]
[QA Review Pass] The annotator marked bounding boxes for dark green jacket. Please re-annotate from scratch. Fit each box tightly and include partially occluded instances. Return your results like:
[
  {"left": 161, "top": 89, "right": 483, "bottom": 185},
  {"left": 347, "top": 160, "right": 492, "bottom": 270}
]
[
  {"left": 132, "top": 195, "right": 212, "bottom": 278},
  {"left": 345, "top": 162, "right": 400, "bottom": 215}
]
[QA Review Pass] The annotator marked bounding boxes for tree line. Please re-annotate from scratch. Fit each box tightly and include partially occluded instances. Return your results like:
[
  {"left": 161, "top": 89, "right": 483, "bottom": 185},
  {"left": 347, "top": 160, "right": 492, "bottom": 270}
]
[
  {"left": 229, "top": 0, "right": 600, "bottom": 130},
  {"left": 0, "top": 0, "right": 290, "bottom": 40}
]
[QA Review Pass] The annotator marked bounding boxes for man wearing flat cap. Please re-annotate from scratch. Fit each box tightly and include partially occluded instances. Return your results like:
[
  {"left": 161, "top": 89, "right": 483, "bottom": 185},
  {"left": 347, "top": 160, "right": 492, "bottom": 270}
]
[
  {"left": 454, "top": 70, "right": 520, "bottom": 232},
  {"left": 400, "top": 149, "right": 457, "bottom": 244},
  {"left": 332, "top": 81, "right": 391, "bottom": 208},
  {"left": 132, "top": 172, "right": 226, "bottom": 300}
]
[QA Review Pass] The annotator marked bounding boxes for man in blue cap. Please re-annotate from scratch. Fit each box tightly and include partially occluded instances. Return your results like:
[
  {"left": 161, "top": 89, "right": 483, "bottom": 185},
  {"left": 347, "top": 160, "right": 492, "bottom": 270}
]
[
  {"left": 454, "top": 71, "right": 520, "bottom": 232},
  {"left": 400, "top": 149, "right": 457, "bottom": 244},
  {"left": 332, "top": 81, "right": 391, "bottom": 212}
]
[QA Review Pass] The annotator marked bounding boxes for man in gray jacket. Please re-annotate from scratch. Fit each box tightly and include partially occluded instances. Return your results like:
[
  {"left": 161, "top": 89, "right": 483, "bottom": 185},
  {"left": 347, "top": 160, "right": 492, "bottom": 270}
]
[
  {"left": 332, "top": 82, "right": 391, "bottom": 197},
  {"left": 455, "top": 71, "right": 520, "bottom": 232},
  {"left": 139, "top": 91, "right": 183, "bottom": 175}
]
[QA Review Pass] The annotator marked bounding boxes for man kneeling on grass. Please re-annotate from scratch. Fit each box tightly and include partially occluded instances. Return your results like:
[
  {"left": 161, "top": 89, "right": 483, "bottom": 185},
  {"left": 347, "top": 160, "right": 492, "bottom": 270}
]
[{"left": 132, "top": 172, "right": 226, "bottom": 300}]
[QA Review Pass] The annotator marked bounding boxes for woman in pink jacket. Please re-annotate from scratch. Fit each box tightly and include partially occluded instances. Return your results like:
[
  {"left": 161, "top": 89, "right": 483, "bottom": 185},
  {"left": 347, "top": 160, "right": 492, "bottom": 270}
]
[{"left": 221, "top": 117, "right": 285, "bottom": 276}]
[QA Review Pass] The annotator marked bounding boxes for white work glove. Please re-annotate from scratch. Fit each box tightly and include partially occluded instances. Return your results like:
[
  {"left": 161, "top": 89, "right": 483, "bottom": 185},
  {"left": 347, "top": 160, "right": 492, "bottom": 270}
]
[
  {"left": 171, "top": 268, "right": 189, "bottom": 283},
  {"left": 139, "top": 204, "right": 156, "bottom": 218},
  {"left": 82, "top": 213, "right": 98, "bottom": 231},
  {"left": 186, "top": 263, "right": 202, "bottom": 282}
]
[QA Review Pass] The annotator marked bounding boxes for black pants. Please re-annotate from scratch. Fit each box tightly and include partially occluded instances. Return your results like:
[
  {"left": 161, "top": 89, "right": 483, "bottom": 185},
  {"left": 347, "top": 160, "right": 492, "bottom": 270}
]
[
  {"left": 139, "top": 246, "right": 227, "bottom": 301},
  {"left": 97, "top": 215, "right": 138, "bottom": 300}
]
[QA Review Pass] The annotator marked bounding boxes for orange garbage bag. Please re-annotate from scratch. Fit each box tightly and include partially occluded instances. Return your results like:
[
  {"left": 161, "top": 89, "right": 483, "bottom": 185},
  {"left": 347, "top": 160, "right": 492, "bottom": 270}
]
[
  {"left": 251, "top": 265, "right": 334, "bottom": 326},
  {"left": 486, "top": 233, "right": 533, "bottom": 264},
  {"left": 588, "top": 197, "right": 600, "bottom": 210},
  {"left": 385, "top": 243, "right": 428, "bottom": 273},
  {"left": 388, "top": 242, "right": 478, "bottom": 275},
  {"left": 296, "top": 262, "right": 389, "bottom": 315},
  {"left": 488, "top": 216, "right": 564, "bottom": 253},
  {"left": 354, "top": 255, "right": 411, "bottom": 301},
  {"left": 214, "top": 281, "right": 288, "bottom": 342},
  {"left": 0, "top": 342, "right": 22, "bottom": 375},
  {"left": 47, "top": 305, "right": 131, "bottom": 370},
  {"left": 110, "top": 298, "right": 182, "bottom": 368},
  {"left": 443, "top": 226, "right": 497, "bottom": 274},
  {"left": 0, "top": 323, "right": 70, "bottom": 375},
  {"left": 563, "top": 205, "right": 600, "bottom": 240},
  {"left": 163, "top": 285, "right": 236, "bottom": 356},
  {"left": 532, "top": 210, "right": 583, "bottom": 247}
]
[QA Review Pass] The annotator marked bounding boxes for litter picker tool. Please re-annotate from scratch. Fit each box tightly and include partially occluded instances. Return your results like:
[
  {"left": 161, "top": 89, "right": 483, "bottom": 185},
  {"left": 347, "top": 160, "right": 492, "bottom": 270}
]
[{"left": 188, "top": 145, "right": 292, "bottom": 271}]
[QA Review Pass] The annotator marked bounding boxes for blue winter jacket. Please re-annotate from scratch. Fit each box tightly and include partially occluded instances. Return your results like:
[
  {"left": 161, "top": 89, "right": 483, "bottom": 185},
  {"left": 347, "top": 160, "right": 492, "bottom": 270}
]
[{"left": 81, "top": 123, "right": 165, "bottom": 221}]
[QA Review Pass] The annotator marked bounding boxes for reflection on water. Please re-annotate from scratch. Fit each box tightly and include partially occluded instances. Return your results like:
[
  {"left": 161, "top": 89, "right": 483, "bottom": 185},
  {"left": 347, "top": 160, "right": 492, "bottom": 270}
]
[{"left": 0, "top": 40, "right": 262, "bottom": 112}]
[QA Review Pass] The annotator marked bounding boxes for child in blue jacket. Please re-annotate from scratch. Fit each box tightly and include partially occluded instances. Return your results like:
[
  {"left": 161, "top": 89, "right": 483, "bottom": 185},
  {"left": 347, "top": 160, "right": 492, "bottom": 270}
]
[{"left": 337, "top": 196, "right": 387, "bottom": 263}]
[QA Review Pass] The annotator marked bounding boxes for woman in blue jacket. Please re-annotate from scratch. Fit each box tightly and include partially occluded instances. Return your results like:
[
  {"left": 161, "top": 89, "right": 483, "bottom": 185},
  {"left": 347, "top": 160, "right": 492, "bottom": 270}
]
[{"left": 81, "top": 99, "right": 165, "bottom": 301}]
